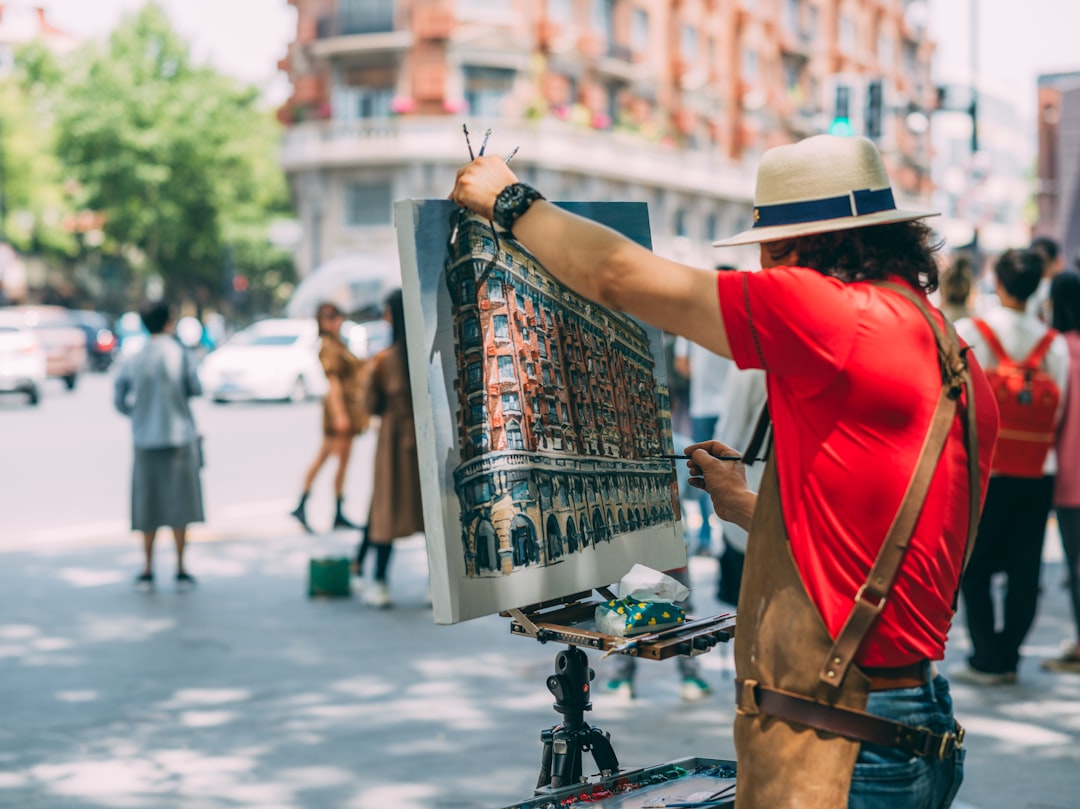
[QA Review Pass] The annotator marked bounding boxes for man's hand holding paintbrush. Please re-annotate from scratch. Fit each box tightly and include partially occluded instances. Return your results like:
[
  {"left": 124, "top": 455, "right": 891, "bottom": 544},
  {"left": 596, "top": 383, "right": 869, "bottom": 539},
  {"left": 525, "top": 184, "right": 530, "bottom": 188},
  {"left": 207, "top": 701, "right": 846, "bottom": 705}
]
[{"left": 684, "top": 440, "right": 758, "bottom": 532}]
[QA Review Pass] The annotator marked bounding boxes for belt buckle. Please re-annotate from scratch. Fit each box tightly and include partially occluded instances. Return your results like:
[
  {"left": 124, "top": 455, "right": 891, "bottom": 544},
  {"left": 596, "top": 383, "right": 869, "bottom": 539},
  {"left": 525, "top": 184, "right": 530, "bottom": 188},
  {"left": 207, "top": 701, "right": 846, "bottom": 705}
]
[
  {"left": 914, "top": 725, "right": 964, "bottom": 760},
  {"left": 944, "top": 724, "right": 966, "bottom": 759}
]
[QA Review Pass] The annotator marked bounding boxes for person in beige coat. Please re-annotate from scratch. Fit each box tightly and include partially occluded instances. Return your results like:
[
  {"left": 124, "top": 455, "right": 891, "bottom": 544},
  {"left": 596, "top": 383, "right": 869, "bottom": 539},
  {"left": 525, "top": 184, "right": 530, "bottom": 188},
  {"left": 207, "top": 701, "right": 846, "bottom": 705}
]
[
  {"left": 290, "top": 303, "right": 370, "bottom": 533},
  {"left": 355, "top": 289, "right": 424, "bottom": 607}
]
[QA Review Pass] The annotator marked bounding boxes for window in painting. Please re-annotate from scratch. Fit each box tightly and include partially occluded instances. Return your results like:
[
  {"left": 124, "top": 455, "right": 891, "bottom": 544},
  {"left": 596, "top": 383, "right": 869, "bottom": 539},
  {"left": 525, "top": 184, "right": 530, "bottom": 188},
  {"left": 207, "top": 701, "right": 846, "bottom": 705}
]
[{"left": 498, "top": 355, "right": 515, "bottom": 382}]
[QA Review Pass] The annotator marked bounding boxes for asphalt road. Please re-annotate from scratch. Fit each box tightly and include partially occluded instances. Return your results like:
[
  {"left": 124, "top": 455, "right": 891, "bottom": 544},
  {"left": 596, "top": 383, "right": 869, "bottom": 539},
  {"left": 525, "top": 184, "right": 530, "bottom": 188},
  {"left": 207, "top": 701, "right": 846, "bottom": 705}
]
[{"left": 0, "top": 370, "right": 377, "bottom": 551}]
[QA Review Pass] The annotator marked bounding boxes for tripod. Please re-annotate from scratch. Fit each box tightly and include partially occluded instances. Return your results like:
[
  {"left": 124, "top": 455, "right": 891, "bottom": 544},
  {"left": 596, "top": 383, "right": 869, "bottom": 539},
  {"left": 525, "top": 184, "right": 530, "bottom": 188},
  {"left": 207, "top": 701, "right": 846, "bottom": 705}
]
[{"left": 536, "top": 646, "right": 620, "bottom": 792}]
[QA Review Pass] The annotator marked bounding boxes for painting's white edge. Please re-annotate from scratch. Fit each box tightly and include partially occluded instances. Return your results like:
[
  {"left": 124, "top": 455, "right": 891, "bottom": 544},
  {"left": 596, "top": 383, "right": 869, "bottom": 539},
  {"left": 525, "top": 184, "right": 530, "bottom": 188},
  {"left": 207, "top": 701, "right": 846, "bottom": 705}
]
[{"left": 394, "top": 198, "right": 457, "bottom": 623}]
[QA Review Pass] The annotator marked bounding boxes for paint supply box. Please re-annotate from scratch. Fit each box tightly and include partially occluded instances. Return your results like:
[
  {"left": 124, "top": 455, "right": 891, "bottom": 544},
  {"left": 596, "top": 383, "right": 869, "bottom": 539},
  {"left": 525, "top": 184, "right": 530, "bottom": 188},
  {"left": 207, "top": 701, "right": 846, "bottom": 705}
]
[{"left": 495, "top": 757, "right": 737, "bottom": 809}]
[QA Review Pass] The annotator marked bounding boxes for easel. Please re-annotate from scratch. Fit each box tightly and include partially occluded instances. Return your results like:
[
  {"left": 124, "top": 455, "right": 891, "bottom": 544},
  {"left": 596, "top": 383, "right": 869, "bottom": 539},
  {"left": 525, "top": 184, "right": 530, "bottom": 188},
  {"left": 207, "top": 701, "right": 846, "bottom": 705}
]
[{"left": 505, "top": 589, "right": 737, "bottom": 795}]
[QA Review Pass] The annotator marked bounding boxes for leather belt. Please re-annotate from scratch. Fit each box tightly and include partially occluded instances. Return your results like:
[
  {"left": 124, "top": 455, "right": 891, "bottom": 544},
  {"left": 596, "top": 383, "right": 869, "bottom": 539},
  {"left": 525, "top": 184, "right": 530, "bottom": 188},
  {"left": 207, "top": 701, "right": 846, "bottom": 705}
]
[
  {"left": 735, "top": 679, "right": 964, "bottom": 761},
  {"left": 862, "top": 660, "right": 933, "bottom": 691}
]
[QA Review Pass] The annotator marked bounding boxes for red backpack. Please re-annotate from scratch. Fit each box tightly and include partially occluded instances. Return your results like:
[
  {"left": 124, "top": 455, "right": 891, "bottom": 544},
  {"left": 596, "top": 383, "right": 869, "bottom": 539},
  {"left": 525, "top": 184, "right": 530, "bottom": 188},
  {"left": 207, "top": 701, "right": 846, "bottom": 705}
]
[{"left": 972, "top": 319, "right": 1061, "bottom": 478}]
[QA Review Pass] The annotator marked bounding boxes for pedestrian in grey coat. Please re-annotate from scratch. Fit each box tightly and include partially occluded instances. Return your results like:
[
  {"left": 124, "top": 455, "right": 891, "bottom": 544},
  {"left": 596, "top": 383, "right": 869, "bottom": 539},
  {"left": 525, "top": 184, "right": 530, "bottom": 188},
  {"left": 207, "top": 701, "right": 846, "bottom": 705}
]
[{"left": 114, "top": 299, "right": 204, "bottom": 591}]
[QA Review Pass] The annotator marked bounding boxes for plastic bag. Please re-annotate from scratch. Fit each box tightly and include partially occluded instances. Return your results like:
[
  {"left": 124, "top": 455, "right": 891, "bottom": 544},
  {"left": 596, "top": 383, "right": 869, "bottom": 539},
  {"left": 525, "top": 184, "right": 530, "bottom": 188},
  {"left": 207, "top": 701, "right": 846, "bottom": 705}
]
[{"left": 594, "top": 564, "right": 689, "bottom": 636}]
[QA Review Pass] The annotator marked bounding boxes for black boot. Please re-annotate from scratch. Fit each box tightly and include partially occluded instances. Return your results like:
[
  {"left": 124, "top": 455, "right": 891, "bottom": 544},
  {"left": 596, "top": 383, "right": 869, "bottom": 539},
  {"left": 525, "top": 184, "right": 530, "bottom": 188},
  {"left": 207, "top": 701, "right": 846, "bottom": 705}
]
[
  {"left": 333, "top": 497, "right": 359, "bottom": 530},
  {"left": 290, "top": 493, "right": 313, "bottom": 534},
  {"left": 354, "top": 526, "right": 371, "bottom": 577}
]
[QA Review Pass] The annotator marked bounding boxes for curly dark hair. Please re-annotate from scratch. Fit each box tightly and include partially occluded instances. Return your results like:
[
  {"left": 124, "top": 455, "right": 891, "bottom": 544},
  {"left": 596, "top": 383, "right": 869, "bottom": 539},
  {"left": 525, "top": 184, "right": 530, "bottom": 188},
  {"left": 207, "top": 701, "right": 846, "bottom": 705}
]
[{"left": 763, "top": 220, "right": 943, "bottom": 293}]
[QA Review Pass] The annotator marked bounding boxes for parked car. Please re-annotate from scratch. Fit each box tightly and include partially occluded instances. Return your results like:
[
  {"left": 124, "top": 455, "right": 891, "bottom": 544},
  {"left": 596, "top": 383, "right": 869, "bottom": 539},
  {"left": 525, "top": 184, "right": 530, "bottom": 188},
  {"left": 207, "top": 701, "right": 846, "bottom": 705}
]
[
  {"left": 0, "top": 316, "right": 47, "bottom": 405},
  {"left": 198, "top": 318, "right": 329, "bottom": 403},
  {"left": 0, "top": 306, "right": 86, "bottom": 390},
  {"left": 69, "top": 310, "right": 117, "bottom": 372}
]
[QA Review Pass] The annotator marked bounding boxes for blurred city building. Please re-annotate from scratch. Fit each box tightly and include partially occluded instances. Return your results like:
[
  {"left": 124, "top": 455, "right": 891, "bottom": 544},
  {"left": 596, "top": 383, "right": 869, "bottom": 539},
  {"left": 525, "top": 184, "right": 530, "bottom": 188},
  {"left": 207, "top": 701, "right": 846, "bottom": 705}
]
[
  {"left": 1035, "top": 71, "right": 1080, "bottom": 267},
  {"left": 277, "top": 0, "right": 937, "bottom": 278},
  {"left": 0, "top": 2, "right": 77, "bottom": 72},
  {"left": 931, "top": 87, "right": 1033, "bottom": 255}
]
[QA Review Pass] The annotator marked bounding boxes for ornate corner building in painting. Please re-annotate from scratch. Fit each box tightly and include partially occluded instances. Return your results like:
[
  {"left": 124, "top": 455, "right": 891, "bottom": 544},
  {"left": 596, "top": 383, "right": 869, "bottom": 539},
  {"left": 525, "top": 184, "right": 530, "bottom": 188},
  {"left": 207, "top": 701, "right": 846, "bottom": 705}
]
[{"left": 446, "top": 213, "right": 677, "bottom": 578}]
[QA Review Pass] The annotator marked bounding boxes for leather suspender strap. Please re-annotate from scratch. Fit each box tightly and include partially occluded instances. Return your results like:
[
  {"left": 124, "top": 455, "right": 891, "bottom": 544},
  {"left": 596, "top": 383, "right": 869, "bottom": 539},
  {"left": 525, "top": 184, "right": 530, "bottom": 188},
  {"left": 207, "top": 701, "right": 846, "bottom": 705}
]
[
  {"left": 736, "top": 680, "right": 965, "bottom": 761},
  {"left": 819, "top": 281, "right": 980, "bottom": 688},
  {"left": 819, "top": 384, "right": 957, "bottom": 687},
  {"left": 884, "top": 287, "right": 981, "bottom": 570}
]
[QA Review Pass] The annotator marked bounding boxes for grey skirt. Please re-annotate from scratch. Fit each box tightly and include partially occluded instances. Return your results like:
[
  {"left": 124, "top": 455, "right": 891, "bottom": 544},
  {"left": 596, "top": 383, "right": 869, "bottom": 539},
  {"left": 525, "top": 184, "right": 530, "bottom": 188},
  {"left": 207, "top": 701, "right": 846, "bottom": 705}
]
[{"left": 132, "top": 443, "right": 205, "bottom": 532}]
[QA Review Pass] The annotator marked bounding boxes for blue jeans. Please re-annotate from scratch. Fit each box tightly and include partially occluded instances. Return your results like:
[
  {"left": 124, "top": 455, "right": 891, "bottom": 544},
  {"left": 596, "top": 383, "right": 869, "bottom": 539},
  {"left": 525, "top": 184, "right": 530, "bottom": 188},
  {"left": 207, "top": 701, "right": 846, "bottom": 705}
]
[{"left": 848, "top": 675, "right": 964, "bottom": 809}]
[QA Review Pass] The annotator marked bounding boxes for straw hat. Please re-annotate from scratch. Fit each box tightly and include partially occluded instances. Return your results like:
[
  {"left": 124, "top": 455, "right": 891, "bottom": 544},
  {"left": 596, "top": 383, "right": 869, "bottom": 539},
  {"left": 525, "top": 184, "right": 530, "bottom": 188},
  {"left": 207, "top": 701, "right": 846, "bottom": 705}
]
[{"left": 713, "top": 135, "right": 938, "bottom": 247}]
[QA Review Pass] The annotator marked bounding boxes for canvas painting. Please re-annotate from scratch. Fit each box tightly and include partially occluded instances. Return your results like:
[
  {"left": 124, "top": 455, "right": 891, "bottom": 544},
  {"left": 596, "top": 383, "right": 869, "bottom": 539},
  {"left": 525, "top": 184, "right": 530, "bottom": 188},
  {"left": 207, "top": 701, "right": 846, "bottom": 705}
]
[{"left": 394, "top": 199, "right": 685, "bottom": 624}]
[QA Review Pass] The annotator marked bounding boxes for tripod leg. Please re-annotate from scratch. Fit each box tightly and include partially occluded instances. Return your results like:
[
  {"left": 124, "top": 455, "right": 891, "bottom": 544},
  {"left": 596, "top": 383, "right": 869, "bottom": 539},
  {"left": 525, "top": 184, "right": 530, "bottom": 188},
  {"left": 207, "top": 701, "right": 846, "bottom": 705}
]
[
  {"left": 548, "top": 725, "right": 583, "bottom": 789},
  {"left": 537, "top": 727, "right": 554, "bottom": 791},
  {"left": 586, "top": 726, "right": 620, "bottom": 777}
]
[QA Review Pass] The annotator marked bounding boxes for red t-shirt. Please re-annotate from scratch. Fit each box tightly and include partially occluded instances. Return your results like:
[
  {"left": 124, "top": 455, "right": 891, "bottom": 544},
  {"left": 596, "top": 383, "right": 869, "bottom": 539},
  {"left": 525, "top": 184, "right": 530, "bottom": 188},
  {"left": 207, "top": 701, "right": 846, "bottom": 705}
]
[{"left": 717, "top": 267, "right": 998, "bottom": 667}]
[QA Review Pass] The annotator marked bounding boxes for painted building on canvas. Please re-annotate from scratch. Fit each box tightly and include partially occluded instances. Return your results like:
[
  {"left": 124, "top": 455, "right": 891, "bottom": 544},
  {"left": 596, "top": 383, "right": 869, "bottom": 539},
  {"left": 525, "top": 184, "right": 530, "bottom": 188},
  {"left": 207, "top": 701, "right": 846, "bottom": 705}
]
[{"left": 446, "top": 214, "right": 677, "bottom": 577}]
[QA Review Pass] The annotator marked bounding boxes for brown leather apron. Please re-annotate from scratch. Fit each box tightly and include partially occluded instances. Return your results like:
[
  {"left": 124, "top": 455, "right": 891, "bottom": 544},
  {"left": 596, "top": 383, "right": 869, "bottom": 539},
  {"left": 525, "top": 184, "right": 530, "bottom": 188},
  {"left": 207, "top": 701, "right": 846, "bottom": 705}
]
[{"left": 732, "top": 284, "right": 980, "bottom": 808}]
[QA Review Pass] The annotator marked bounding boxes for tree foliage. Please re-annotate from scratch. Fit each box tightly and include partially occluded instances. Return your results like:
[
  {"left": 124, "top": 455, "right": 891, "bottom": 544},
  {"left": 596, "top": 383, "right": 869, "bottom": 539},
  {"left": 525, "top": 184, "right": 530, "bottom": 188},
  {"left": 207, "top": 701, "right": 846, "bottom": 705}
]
[
  {"left": 0, "top": 42, "right": 74, "bottom": 256},
  {"left": 52, "top": 1, "right": 293, "bottom": 304}
]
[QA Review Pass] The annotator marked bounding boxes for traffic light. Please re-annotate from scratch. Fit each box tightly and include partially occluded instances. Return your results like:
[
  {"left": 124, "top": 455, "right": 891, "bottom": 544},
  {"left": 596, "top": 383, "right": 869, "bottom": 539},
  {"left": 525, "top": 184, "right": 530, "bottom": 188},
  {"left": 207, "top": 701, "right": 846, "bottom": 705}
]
[
  {"left": 829, "top": 84, "right": 853, "bottom": 136},
  {"left": 865, "top": 80, "right": 883, "bottom": 139}
]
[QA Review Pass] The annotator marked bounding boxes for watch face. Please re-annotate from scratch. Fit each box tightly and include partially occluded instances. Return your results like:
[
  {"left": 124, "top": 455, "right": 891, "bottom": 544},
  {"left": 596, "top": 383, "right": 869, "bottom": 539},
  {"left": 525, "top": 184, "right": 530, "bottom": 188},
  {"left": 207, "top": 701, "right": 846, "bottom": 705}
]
[{"left": 496, "top": 184, "right": 542, "bottom": 231}]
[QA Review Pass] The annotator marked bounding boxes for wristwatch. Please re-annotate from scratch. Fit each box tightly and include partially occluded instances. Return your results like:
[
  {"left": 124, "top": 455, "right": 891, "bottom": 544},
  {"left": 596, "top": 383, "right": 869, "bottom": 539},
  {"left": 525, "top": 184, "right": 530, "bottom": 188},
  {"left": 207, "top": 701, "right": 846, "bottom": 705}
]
[{"left": 493, "top": 183, "right": 545, "bottom": 233}]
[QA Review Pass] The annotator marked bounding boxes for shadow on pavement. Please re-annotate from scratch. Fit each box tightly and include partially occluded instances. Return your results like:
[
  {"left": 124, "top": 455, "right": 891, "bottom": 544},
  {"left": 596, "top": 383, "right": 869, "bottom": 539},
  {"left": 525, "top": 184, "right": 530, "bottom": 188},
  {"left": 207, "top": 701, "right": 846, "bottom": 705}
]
[{"left": 1, "top": 535, "right": 1077, "bottom": 808}]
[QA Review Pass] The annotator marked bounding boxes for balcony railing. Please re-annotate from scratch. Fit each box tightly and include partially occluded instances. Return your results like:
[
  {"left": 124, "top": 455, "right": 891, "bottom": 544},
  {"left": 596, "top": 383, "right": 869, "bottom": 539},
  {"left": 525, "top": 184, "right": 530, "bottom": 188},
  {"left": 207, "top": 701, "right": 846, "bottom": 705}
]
[
  {"left": 279, "top": 117, "right": 757, "bottom": 200},
  {"left": 317, "top": 2, "right": 395, "bottom": 38}
]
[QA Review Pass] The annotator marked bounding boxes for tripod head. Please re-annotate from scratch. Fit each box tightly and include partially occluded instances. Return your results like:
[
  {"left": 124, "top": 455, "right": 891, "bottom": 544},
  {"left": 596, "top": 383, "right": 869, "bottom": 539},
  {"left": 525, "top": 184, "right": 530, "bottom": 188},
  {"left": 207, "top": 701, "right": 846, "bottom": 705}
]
[{"left": 546, "top": 646, "right": 594, "bottom": 725}]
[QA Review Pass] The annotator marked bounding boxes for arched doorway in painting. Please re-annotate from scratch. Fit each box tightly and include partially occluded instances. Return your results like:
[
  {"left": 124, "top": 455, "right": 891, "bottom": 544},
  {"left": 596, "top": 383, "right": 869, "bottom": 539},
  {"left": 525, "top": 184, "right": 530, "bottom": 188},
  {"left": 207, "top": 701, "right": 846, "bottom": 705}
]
[
  {"left": 511, "top": 515, "right": 540, "bottom": 566},
  {"left": 606, "top": 510, "right": 615, "bottom": 541},
  {"left": 545, "top": 515, "right": 562, "bottom": 561},
  {"left": 581, "top": 515, "right": 591, "bottom": 548},
  {"left": 565, "top": 516, "right": 578, "bottom": 554},
  {"left": 537, "top": 514, "right": 561, "bottom": 557},
  {"left": 593, "top": 509, "right": 606, "bottom": 543},
  {"left": 618, "top": 508, "right": 627, "bottom": 533},
  {"left": 476, "top": 520, "right": 498, "bottom": 572}
]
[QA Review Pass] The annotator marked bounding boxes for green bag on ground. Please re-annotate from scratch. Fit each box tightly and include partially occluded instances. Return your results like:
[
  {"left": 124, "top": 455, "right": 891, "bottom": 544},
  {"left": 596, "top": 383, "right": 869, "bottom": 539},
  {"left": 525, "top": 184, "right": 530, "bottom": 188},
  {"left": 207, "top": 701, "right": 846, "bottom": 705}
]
[{"left": 308, "top": 557, "right": 351, "bottom": 598}]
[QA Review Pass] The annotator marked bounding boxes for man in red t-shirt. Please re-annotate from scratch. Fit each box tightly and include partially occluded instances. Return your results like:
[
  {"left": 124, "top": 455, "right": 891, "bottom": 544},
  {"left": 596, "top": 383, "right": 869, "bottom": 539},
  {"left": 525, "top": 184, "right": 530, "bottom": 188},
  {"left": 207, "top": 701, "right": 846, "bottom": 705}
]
[{"left": 452, "top": 135, "right": 998, "bottom": 808}]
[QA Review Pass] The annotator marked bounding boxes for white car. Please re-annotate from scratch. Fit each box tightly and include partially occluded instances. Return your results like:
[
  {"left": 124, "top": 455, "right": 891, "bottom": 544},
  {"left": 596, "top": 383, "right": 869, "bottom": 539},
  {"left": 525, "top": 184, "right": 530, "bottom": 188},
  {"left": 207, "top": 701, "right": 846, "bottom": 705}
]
[
  {"left": 0, "top": 320, "right": 47, "bottom": 405},
  {"left": 199, "top": 319, "right": 329, "bottom": 403}
]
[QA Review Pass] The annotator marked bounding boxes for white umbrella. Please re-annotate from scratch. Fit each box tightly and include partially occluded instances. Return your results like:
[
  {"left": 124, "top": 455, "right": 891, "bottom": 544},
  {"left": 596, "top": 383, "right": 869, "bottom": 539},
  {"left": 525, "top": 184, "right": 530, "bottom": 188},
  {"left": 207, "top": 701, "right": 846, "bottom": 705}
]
[{"left": 286, "top": 251, "right": 401, "bottom": 319}]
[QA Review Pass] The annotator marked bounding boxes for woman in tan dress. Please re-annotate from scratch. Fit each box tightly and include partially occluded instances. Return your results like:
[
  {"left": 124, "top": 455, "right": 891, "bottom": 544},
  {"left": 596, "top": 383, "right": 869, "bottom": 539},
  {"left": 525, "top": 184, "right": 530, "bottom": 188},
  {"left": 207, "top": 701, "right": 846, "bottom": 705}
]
[
  {"left": 290, "top": 302, "right": 370, "bottom": 532},
  {"left": 355, "top": 289, "right": 424, "bottom": 608}
]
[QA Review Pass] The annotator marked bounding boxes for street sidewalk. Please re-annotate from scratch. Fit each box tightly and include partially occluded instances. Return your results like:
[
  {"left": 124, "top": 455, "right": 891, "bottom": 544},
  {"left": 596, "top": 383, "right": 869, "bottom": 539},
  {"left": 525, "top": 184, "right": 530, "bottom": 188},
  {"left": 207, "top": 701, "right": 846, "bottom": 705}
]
[{"left": 1, "top": 527, "right": 1078, "bottom": 809}]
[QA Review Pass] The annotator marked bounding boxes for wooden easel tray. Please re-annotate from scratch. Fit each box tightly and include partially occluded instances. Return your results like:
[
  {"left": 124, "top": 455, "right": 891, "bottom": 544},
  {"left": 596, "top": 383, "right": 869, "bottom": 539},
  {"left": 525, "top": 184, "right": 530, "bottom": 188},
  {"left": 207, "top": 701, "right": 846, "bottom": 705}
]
[{"left": 504, "top": 589, "right": 736, "bottom": 661}]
